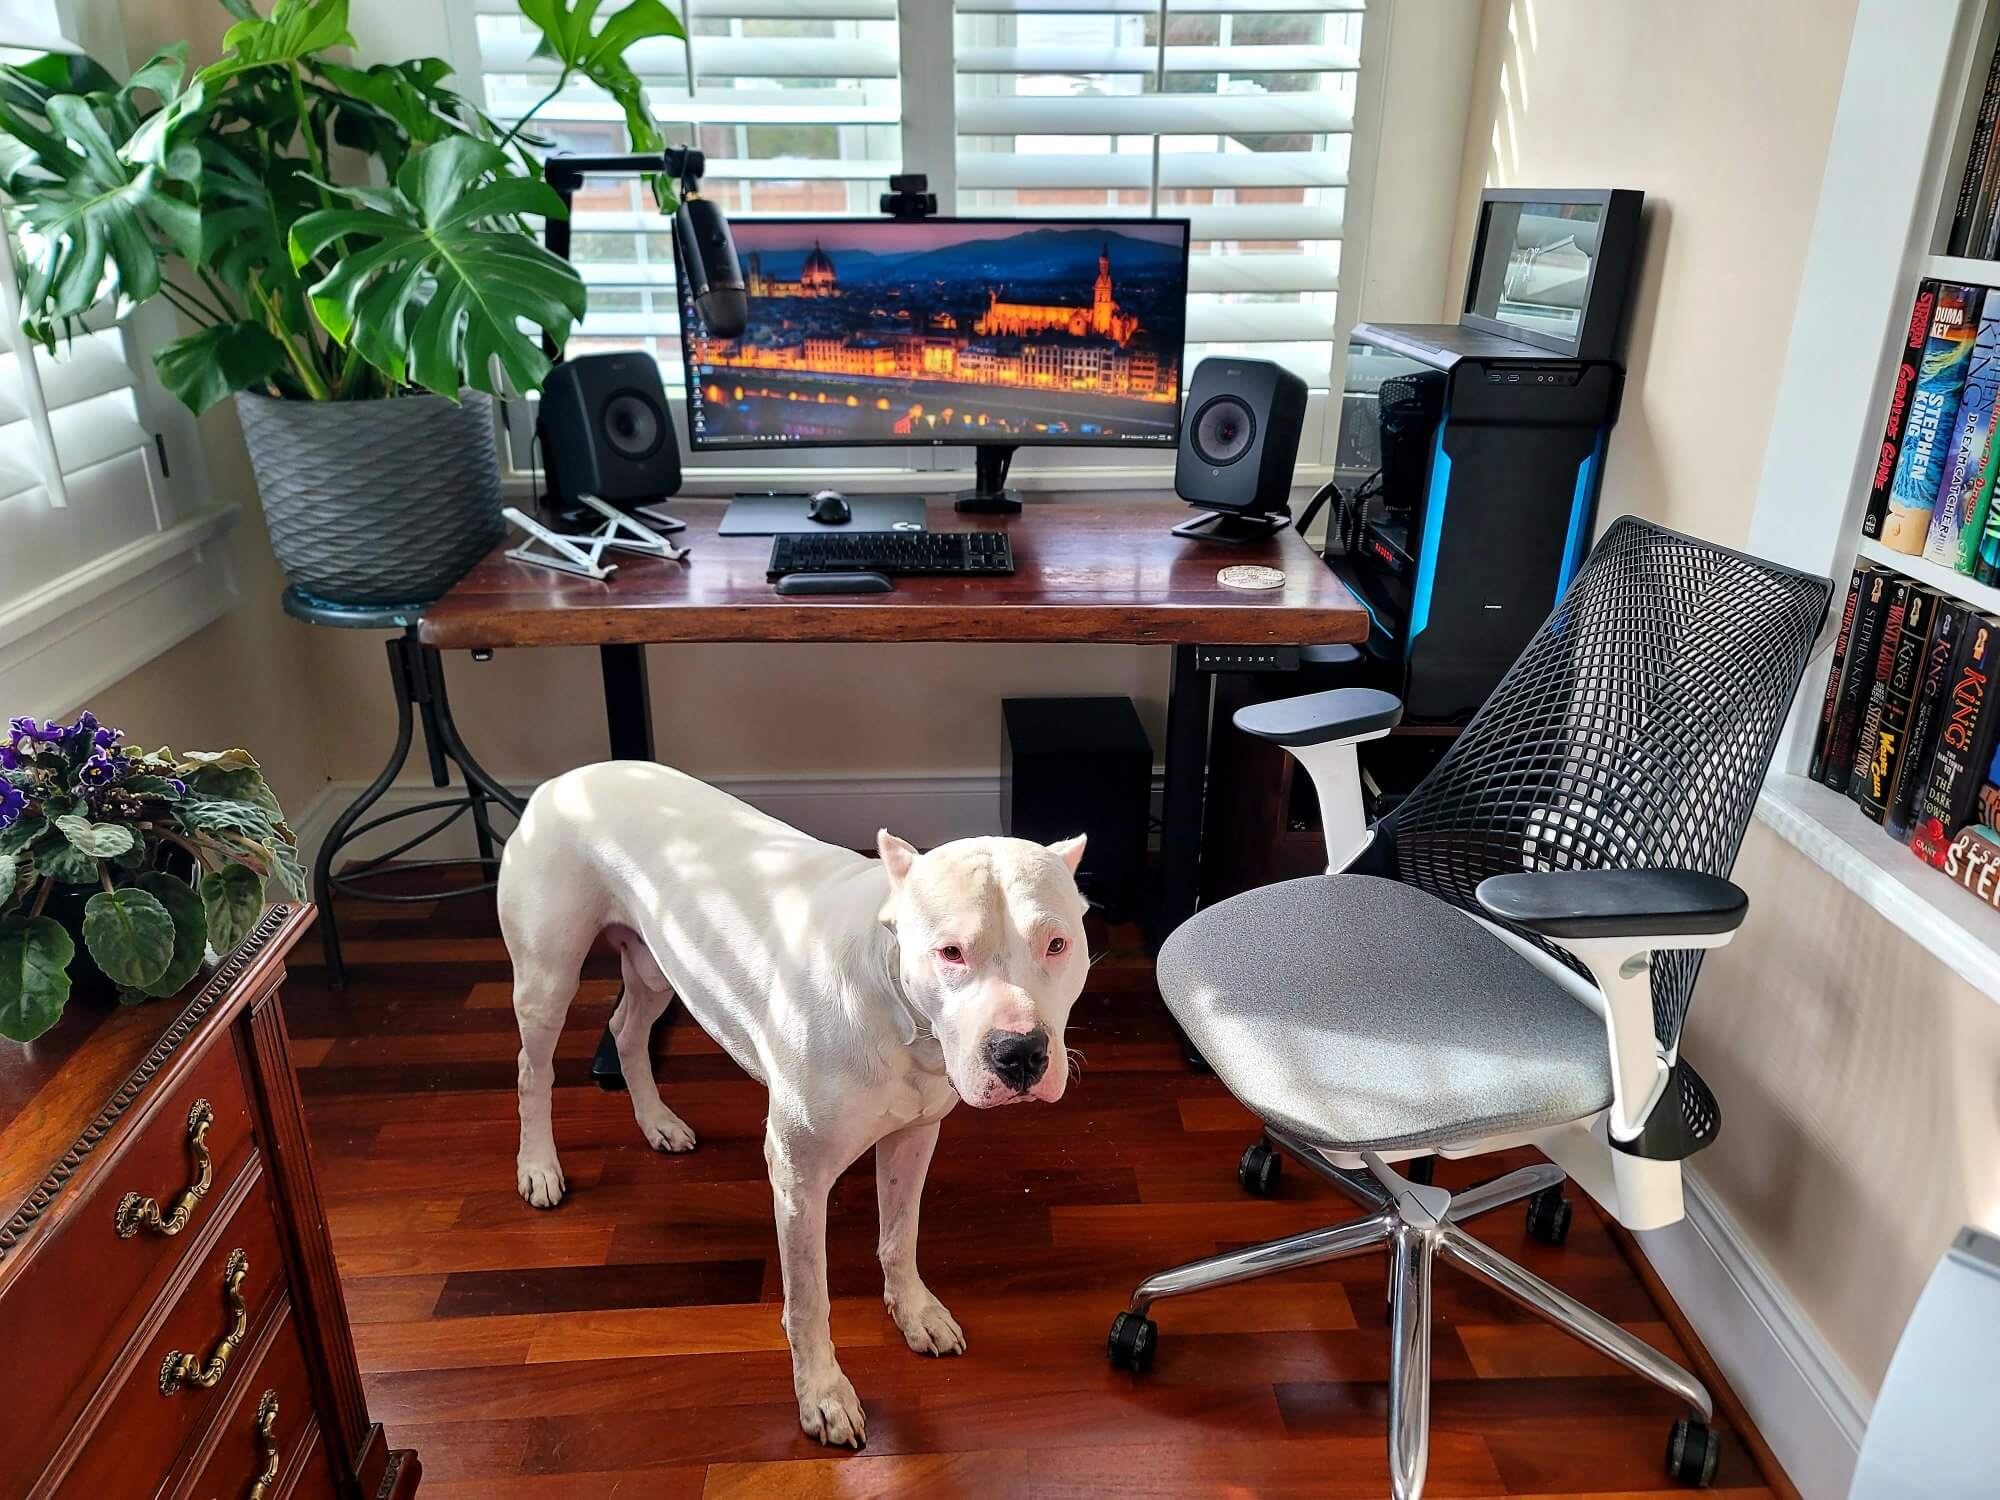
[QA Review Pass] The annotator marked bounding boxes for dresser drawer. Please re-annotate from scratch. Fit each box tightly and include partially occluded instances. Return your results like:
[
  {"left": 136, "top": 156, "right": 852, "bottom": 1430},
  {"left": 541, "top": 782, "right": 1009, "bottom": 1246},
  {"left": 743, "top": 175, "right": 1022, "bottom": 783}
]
[
  {"left": 49, "top": 1163, "right": 290, "bottom": 1498},
  {"left": 0, "top": 1035, "right": 258, "bottom": 1498},
  {"left": 174, "top": 1300, "right": 324, "bottom": 1500}
]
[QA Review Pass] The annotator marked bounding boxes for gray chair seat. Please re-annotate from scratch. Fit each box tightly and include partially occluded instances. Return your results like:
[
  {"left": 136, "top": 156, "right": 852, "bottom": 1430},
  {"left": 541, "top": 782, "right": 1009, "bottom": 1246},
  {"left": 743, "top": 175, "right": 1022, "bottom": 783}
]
[{"left": 1157, "top": 874, "right": 1614, "bottom": 1153}]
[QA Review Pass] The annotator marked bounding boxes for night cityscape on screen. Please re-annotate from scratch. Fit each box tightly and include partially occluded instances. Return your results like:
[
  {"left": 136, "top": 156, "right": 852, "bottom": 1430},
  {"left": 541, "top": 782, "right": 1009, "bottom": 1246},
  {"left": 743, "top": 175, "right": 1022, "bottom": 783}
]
[{"left": 680, "top": 219, "right": 1190, "bottom": 449}]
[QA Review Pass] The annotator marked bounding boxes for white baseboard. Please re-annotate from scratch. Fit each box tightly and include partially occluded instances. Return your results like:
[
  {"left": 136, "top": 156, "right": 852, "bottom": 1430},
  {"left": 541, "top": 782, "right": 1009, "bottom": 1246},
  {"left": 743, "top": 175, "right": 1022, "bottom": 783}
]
[
  {"left": 291, "top": 770, "right": 1162, "bottom": 875},
  {"left": 1637, "top": 1172, "right": 1871, "bottom": 1499}
]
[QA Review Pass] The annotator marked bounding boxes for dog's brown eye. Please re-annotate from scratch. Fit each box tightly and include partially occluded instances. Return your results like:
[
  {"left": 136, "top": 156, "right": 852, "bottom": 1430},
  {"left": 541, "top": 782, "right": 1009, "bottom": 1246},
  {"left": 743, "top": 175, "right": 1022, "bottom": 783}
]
[
  {"left": 1047, "top": 936, "right": 1066, "bottom": 957},
  {"left": 938, "top": 944, "right": 964, "bottom": 964}
]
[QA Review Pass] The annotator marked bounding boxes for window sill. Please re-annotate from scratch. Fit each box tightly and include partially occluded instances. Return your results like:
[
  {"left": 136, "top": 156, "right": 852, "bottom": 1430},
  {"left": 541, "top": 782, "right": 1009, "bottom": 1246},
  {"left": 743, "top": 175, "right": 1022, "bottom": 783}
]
[
  {"left": 502, "top": 461, "right": 1340, "bottom": 500},
  {"left": 0, "top": 504, "right": 243, "bottom": 720},
  {"left": 1755, "top": 770, "right": 2000, "bottom": 1007}
]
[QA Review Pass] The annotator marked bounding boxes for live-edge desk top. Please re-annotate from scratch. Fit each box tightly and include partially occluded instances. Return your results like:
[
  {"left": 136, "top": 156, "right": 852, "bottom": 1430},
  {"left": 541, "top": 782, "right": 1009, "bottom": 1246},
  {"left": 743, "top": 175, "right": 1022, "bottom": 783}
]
[{"left": 419, "top": 495, "right": 1370, "bottom": 650}]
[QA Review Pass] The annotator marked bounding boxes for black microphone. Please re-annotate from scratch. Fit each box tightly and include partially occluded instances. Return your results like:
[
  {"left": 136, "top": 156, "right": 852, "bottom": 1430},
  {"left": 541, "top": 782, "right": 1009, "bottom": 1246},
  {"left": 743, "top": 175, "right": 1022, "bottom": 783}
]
[{"left": 674, "top": 196, "right": 747, "bottom": 338}]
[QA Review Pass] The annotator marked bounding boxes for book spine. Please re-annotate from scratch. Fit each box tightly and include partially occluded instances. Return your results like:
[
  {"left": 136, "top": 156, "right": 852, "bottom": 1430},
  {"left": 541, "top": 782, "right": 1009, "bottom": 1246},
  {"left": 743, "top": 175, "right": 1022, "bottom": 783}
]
[
  {"left": 1929, "top": 304, "right": 2000, "bottom": 567},
  {"left": 1910, "top": 615, "right": 2000, "bottom": 867},
  {"left": 1954, "top": 42, "right": 2000, "bottom": 257},
  {"left": 1822, "top": 570, "right": 1893, "bottom": 791},
  {"left": 1941, "top": 827, "right": 2000, "bottom": 910},
  {"left": 1977, "top": 487, "right": 2000, "bottom": 584},
  {"left": 1864, "top": 282, "right": 1938, "bottom": 540},
  {"left": 1808, "top": 567, "right": 1867, "bottom": 782},
  {"left": 1959, "top": 412, "right": 2000, "bottom": 576},
  {"left": 1888, "top": 601, "right": 1971, "bottom": 838},
  {"left": 1848, "top": 580, "right": 1911, "bottom": 804},
  {"left": 1859, "top": 586, "right": 1939, "bottom": 821},
  {"left": 1883, "top": 284, "right": 1986, "bottom": 555}
]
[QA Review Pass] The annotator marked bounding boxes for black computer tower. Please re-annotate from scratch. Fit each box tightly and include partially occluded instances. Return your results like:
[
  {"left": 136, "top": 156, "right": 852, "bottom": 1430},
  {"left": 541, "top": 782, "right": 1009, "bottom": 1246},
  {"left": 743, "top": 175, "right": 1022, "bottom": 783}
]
[
  {"left": 1335, "top": 335, "right": 1624, "bottom": 723},
  {"left": 1001, "top": 697, "right": 1151, "bottom": 920}
]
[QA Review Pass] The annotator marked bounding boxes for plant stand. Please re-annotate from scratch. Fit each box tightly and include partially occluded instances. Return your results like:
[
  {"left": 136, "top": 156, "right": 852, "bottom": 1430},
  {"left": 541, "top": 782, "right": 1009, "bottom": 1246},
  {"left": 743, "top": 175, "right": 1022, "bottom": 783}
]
[{"left": 283, "top": 588, "right": 522, "bottom": 987}]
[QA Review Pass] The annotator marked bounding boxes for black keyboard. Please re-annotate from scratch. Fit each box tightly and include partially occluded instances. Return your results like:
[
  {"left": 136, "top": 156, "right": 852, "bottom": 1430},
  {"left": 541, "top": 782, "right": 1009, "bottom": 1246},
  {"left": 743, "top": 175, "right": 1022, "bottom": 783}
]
[{"left": 767, "top": 530, "right": 1015, "bottom": 578}]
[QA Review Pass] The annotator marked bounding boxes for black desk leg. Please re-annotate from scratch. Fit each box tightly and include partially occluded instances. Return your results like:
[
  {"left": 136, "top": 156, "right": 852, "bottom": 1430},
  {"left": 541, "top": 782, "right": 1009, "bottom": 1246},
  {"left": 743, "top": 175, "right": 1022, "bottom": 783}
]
[
  {"left": 594, "top": 643, "right": 657, "bottom": 1090},
  {"left": 602, "top": 643, "right": 657, "bottom": 761},
  {"left": 1154, "top": 645, "right": 1213, "bottom": 1071}
]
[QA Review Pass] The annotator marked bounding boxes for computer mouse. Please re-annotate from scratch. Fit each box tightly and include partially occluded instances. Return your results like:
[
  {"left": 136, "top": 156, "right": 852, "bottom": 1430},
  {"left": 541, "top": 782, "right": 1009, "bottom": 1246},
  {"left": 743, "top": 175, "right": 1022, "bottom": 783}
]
[{"left": 807, "top": 489, "right": 851, "bottom": 525}]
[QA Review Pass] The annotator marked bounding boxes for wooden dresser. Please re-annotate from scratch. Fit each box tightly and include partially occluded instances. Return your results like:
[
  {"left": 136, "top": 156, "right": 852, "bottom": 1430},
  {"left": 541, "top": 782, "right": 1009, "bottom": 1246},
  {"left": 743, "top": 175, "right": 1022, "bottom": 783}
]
[{"left": 0, "top": 903, "right": 419, "bottom": 1499}]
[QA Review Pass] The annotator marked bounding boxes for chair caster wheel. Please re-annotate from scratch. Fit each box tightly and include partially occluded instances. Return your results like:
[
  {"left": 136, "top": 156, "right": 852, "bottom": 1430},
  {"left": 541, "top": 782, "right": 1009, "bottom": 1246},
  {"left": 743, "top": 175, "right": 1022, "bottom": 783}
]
[
  {"left": 1405, "top": 1156, "right": 1435, "bottom": 1186},
  {"left": 1526, "top": 1185, "right": 1573, "bottom": 1246},
  {"left": 1666, "top": 1416, "right": 1720, "bottom": 1486},
  {"left": 1239, "top": 1141, "right": 1282, "bottom": 1196},
  {"left": 1107, "top": 1311, "right": 1157, "bottom": 1372}
]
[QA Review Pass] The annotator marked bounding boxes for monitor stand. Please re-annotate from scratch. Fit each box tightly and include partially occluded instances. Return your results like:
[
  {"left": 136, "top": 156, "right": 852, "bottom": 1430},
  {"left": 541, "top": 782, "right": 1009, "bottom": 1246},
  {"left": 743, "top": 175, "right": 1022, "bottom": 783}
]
[
  {"left": 1172, "top": 509, "right": 1292, "bottom": 544},
  {"left": 953, "top": 445, "right": 1023, "bottom": 514}
]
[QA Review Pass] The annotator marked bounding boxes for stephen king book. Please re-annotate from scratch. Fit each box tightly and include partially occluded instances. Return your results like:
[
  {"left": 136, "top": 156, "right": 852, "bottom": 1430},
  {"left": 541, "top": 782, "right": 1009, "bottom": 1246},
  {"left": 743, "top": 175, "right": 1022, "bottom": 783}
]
[
  {"left": 1909, "top": 615, "right": 2000, "bottom": 868},
  {"left": 1888, "top": 600, "right": 1973, "bottom": 839},
  {"left": 1884, "top": 283, "right": 1985, "bottom": 555},
  {"left": 1865, "top": 282, "right": 1937, "bottom": 540},
  {"left": 1928, "top": 301, "right": 2000, "bottom": 567},
  {"left": 1821, "top": 569, "right": 1893, "bottom": 792},
  {"left": 1951, "top": 42, "right": 2000, "bottom": 257},
  {"left": 1809, "top": 567, "right": 1867, "bottom": 782},
  {"left": 1858, "top": 585, "right": 1940, "bottom": 821},
  {"left": 1848, "top": 579, "right": 1911, "bottom": 807}
]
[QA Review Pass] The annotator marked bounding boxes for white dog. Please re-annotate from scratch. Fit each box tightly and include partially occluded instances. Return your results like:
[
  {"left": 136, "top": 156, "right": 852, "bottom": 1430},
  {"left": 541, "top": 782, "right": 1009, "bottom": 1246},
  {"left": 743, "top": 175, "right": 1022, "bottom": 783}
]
[{"left": 497, "top": 761, "right": 1089, "bottom": 1447}]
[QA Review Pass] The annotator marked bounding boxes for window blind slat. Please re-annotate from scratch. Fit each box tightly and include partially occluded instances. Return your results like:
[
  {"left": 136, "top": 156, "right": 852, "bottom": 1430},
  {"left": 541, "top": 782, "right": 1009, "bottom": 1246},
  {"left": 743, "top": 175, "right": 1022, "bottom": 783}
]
[
  {"left": 958, "top": 150, "right": 1345, "bottom": 191},
  {"left": 954, "top": 44, "right": 1357, "bottom": 74},
  {"left": 955, "top": 94, "right": 1353, "bottom": 136},
  {"left": 477, "top": 31, "right": 896, "bottom": 81},
  {"left": 958, "top": 0, "right": 1363, "bottom": 13},
  {"left": 1188, "top": 254, "right": 1339, "bottom": 295},
  {"left": 1185, "top": 303, "right": 1336, "bottom": 343}
]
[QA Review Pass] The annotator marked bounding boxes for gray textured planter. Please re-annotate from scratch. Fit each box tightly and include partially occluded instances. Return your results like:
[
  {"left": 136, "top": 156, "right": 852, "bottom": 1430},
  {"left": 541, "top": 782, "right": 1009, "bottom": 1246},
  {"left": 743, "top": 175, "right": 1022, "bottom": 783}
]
[{"left": 235, "top": 389, "right": 505, "bottom": 606}]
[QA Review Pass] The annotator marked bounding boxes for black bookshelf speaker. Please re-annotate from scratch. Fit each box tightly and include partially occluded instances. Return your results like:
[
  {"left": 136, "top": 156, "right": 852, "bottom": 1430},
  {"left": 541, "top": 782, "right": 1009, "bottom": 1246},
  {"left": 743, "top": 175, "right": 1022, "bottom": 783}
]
[
  {"left": 1175, "top": 356, "right": 1310, "bottom": 520},
  {"left": 538, "top": 351, "right": 681, "bottom": 513}
]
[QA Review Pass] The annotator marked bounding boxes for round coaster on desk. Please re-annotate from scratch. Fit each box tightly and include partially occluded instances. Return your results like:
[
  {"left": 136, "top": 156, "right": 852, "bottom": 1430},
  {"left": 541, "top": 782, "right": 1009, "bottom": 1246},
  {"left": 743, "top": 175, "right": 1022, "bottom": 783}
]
[{"left": 1217, "top": 564, "right": 1286, "bottom": 591}]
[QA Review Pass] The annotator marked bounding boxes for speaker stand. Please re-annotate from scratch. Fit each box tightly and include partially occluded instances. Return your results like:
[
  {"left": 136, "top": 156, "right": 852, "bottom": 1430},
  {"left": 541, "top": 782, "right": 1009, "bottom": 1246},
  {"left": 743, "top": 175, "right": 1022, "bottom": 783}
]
[
  {"left": 504, "top": 494, "right": 689, "bottom": 580},
  {"left": 1170, "top": 509, "right": 1292, "bottom": 544}
]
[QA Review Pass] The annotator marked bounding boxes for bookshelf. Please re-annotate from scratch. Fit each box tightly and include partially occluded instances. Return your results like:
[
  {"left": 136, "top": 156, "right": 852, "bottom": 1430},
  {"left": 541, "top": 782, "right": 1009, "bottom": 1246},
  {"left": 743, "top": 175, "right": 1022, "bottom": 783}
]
[{"left": 1749, "top": 0, "right": 2000, "bottom": 1006}]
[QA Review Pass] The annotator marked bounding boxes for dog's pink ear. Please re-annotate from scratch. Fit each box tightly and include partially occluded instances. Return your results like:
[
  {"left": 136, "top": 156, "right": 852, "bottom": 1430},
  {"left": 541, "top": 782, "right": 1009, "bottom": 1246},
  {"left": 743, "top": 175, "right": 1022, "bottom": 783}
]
[
  {"left": 1048, "top": 834, "right": 1087, "bottom": 876},
  {"left": 877, "top": 829, "right": 919, "bottom": 887}
]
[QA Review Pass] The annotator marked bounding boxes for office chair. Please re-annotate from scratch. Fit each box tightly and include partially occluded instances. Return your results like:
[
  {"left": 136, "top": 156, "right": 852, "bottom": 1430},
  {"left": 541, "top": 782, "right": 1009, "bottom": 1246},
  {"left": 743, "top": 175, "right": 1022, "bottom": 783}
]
[{"left": 1108, "top": 517, "right": 1831, "bottom": 1498}]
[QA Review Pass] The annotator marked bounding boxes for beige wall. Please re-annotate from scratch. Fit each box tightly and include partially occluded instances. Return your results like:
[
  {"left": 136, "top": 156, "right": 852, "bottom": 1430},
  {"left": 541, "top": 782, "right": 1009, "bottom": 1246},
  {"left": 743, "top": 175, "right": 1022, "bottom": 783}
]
[
  {"left": 1451, "top": 0, "right": 2000, "bottom": 1399},
  {"left": 1450, "top": 0, "right": 1857, "bottom": 550}
]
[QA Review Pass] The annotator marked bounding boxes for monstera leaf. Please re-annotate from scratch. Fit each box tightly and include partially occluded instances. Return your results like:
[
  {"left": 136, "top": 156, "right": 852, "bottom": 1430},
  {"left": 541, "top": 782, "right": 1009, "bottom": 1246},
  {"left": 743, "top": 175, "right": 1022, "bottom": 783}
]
[
  {"left": 518, "top": 0, "right": 680, "bottom": 161},
  {"left": 197, "top": 0, "right": 358, "bottom": 88},
  {"left": 155, "top": 319, "right": 290, "bottom": 412},
  {"left": 288, "top": 136, "right": 586, "bottom": 397},
  {"left": 0, "top": 88, "right": 197, "bottom": 329},
  {"left": 317, "top": 58, "right": 470, "bottom": 179}
]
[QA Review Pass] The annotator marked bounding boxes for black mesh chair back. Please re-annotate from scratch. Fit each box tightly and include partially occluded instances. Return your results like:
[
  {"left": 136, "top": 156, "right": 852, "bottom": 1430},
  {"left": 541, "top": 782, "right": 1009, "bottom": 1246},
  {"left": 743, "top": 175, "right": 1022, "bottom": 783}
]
[{"left": 1358, "top": 516, "right": 1832, "bottom": 1055}]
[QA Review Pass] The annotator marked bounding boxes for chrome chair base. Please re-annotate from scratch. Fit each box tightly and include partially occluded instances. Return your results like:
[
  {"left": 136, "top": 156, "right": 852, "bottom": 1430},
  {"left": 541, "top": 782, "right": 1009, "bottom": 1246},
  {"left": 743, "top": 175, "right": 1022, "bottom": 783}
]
[{"left": 1108, "top": 1127, "right": 1718, "bottom": 1500}]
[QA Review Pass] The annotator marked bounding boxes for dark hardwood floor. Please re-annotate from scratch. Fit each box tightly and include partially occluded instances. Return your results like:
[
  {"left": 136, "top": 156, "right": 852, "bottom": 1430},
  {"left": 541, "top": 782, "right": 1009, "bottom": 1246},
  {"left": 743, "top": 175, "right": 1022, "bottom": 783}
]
[{"left": 284, "top": 879, "right": 1784, "bottom": 1499}]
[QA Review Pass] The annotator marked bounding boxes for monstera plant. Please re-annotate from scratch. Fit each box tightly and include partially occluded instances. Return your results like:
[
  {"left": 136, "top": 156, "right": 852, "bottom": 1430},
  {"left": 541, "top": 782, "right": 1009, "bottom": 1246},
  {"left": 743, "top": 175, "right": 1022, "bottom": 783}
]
[
  {"left": 0, "top": 0, "right": 681, "bottom": 606},
  {"left": 0, "top": 712, "right": 305, "bottom": 1043}
]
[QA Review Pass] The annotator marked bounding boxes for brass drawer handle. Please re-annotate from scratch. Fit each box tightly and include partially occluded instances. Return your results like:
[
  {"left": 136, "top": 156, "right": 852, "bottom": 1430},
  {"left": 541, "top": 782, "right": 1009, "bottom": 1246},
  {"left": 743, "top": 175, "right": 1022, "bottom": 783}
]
[
  {"left": 160, "top": 1247, "right": 249, "bottom": 1395},
  {"left": 116, "top": 1098, "right": 216, "bottom": 1238},
  {"left": 246, "top": 1389, "right": 281, "bottom": 1500}
]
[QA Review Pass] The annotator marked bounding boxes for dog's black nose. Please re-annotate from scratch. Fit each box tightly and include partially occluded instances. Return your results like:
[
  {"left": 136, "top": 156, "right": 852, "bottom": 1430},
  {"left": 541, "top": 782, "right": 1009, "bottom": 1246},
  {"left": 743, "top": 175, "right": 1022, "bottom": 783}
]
[{"left": 985, "top": 1028, "right": 1050, "bottom": 1093}]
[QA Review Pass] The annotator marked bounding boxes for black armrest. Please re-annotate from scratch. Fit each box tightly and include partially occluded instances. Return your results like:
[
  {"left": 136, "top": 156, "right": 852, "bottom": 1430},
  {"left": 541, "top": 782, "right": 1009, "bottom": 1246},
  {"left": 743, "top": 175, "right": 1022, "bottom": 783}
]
[
  {"left": 1476, "top": 868, "right": 1748, "bottom": 940},
  {"left": 1232, "top": 687, "right": 1403, "bottom": 747}
]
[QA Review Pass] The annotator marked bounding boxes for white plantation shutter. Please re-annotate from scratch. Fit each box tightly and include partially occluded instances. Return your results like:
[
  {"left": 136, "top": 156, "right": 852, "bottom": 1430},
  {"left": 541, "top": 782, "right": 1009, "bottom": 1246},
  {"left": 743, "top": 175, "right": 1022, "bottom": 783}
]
[
  {"left": 455, "top": 0, "right": 903, "bottom": 373},
  {"left": 952, "top": 0, "right": 1364, "bottom": 394},
  {"left": 0, "top": 212, "right": 177, "bottom": 606}
]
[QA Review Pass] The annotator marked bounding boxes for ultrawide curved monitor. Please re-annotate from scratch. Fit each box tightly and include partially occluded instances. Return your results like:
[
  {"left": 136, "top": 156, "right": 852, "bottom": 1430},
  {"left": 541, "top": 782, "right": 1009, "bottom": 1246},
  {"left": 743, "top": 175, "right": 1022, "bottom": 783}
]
[{"left": 675, "top": 216, "right": 1191, "bottom": 452}]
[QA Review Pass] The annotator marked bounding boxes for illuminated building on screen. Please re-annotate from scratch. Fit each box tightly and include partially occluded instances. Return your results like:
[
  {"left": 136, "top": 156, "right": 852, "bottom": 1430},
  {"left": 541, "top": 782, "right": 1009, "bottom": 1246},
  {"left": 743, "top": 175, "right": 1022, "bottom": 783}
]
[
  {"left": 743, "top": 242, "right": 838, "bottom": 299},
  {"left": 975, "top": 246, "right": 1141, "bottom": 345}
]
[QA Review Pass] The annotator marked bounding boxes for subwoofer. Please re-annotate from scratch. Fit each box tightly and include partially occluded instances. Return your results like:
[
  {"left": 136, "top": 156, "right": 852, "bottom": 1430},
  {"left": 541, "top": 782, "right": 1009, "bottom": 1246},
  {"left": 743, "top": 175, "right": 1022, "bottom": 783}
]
[
  {"left": 538, "top": 351, "right": 681, "bottom": 516},
  {"left": 1173, "top": 356, "right": 1310, "bottom": 542}
]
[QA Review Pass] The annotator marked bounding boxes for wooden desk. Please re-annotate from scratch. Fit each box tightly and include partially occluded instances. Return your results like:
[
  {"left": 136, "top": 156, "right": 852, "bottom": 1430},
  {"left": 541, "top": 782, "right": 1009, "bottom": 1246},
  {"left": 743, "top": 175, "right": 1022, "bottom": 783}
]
[{"left": 421, "top": 494, "right": 1366, "bottom": 947}]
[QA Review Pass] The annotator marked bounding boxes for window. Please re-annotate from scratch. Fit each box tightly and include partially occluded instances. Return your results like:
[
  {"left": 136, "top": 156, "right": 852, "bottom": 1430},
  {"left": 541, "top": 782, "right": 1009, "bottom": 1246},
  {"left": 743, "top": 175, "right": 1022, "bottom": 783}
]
[
  {"left": 447, "top": 0, "right": 1381, "bottom": 476},
  {"left": 0, "top": 8, "right": 234, "bottom": 717}
]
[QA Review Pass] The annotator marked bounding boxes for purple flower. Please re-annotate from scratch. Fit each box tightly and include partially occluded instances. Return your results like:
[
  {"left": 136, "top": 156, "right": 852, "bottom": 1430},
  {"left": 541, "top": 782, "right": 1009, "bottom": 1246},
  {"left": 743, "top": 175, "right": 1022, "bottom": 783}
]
[
  {"left": 92, "top": 724, "right": 120, "bottom": 748},
  {"left": 4, "top": 716, "right": 60, "bottom": 766},
  {"left": 0, "top": 782, "right": 23, "bottom": 830},
  {"left": 78, "top": 750, "right": 127, "bottom": 787}
]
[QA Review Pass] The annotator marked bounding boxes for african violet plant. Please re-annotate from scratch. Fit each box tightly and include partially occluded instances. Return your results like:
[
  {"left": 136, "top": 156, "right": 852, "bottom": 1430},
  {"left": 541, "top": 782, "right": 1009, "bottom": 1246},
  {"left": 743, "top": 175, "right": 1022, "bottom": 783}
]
[
  {"left": 0, "top": 0, "right": 681, "bottom": 409},
  {"left": 0, "top": 712, "right": 304, "bottom": 1043}
]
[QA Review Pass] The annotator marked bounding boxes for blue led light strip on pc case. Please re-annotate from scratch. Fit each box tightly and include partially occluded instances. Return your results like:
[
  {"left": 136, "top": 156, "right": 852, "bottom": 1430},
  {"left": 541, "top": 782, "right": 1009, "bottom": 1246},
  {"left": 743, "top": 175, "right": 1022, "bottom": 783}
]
[
  {"left": 1407, "top": 420, "right": 1451, "bottom": 641},
  {"left": 1557, "top": 431, "right": 1606, "bottom": 596}
]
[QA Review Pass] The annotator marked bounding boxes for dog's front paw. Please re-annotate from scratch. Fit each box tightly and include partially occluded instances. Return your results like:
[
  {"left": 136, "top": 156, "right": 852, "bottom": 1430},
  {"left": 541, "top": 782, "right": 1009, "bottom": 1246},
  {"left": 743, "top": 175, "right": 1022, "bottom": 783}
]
[
  {"left": 887, "top": 1285, "right": 966, "bottom": 1357},
  {"left": 796, "top": 1369, "right": 866, "bottom": 1448},
  {"left": 635, "top": 1104, "right": 697, "bottom": 1153},
  {"left": 516, "top": 1155, "right": 566, "bottom": 1209}
]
